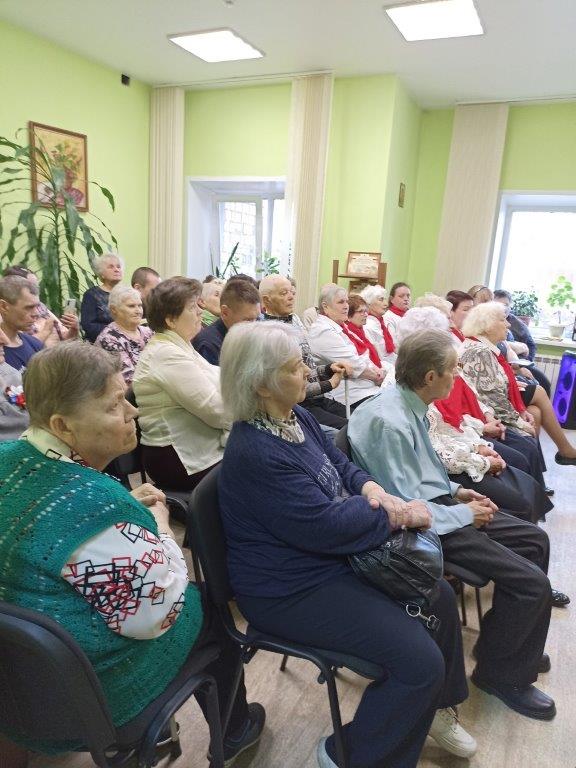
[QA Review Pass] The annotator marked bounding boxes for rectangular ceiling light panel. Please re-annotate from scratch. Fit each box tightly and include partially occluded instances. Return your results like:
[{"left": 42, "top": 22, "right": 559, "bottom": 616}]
[
  {"left": 169, "top": 29, "right": 264, "bottom": 62},
  {"left": 386, "top": 0, "right": 484, "bottom": 41}
]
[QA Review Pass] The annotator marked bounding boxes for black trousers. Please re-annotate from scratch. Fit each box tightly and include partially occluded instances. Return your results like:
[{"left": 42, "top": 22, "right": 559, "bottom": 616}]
[
  {"left": 300, "top": 396, "right": 348, "bottom": 429},
  {"left": 493, "top": 431, "right": 547, "bottom": 488},
  {"left": 438, "top": 506, "right": 551, "bottom": 688},
  {"left": 450, "top": 465, "right": 553, "bottom": 522},
  {"left": 239, "top": 574, "right": 467, "bottom": 768}
]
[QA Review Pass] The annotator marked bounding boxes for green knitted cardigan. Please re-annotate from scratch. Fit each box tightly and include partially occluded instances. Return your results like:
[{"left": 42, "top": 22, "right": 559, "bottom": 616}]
[{"left": 0, "top": 440, "right": 203, "bottom": 746}]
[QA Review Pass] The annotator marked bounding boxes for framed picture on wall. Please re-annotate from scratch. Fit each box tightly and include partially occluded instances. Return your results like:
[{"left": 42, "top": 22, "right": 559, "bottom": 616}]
[
  {"left": 29, "top": 122, "right": 89, "bottom": 211},
  {"left": 345, "top": 251, "right": 381, "bottom": 279}
]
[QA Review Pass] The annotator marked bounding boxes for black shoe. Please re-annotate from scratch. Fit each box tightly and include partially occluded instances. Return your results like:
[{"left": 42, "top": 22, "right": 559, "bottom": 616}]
[
  {"left": 555, "top": 451, "right": 576, "bottom": 466},
  {"left": 212, "top": 703, "right": 266, "bottom": 767},
  {"left": 471, "top": 669, "right": 556, "bottom": 720},
  {"left": 544, "top": 486, "right": 555, "bottom": 496},
  {"left": 551, "top": 588, "right": 570, "bottom": 607},
  {"left": 538, "top": 653, "right": 551, "bottom": 673}
]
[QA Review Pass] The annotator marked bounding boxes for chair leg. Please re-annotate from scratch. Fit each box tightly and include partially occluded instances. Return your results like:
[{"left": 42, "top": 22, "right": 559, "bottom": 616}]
[
  {"left": 459, "top": 581, "right": 468, "bottom": 627},
  {"left": 205, "top": 678, "right": 225, "bottom": 768},
  {"left": 322, "top": 666, "right": 349, "bottom": 768},
  {"left": 475, "top": 587, "right": 483, "bottom": 626},
  {"left": 168, "top": 717, "right": 181, "bottom": 760},
  {"left": 279, "top": 654, "right": 289, "bottom": 672}
]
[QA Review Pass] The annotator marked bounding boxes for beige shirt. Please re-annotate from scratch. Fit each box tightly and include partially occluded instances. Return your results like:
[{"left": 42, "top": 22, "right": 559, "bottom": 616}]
[{"left": 133, "top": 330, "right": 230, "bottom": 475}]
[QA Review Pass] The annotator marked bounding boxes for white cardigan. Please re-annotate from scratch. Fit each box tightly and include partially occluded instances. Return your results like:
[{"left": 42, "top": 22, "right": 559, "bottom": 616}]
[{"left": 133, "top": 330, "right": 230, "bottom": 475}]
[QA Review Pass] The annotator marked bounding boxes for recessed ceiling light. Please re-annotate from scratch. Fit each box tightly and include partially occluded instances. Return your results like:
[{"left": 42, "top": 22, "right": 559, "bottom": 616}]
[
  {"left": 168, "top": 29, "right": 264, "bottom": 62},
  {"left": 385, "top": 0, "right": 484, "bottom": 42}
]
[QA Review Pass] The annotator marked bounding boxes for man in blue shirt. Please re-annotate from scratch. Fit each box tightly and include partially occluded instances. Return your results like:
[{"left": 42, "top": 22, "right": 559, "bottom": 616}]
[
  {"left": 193, "top": 279, "right": 260, "bottom": 365},
  {"left": 349, "top": 329, "right": 557, "bottom": 721},
  {"left": 0, "top": 276, "right": 44, "bottom": 372}
]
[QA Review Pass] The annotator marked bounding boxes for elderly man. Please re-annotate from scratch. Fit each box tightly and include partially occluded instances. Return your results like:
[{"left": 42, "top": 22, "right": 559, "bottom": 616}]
[
  {"left": 260, "top": 275, "right": 348, "bottom": 430},
  {"left": 0, "top": 276, "right": 45, "bottom": 371},
  {"left": 349, "top": 329, "right": 557, "bottom": 721},
  {"left": 193, "top": 279, "right": 260, "bottom": 365}
]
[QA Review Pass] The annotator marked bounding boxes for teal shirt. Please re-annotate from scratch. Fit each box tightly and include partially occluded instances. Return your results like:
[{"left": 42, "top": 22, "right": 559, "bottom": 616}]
[{"left": 348, "top": 385, "right": 474, "bottom": 535}]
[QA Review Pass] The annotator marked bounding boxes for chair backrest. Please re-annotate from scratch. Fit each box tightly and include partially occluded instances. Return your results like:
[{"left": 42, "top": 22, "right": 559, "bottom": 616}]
[
  {"left": 0, "top": 601, "right": 116, "bottom": 762},
  {"left": 334, "top": 424, "right": 351, "bottom": 458},
  {"left": 188, "top": 466, "right": 235, "bottom": 608}
]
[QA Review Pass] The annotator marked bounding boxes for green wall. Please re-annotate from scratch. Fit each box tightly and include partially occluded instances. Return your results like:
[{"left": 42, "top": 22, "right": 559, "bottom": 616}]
[
  {"left": 407, "top": 109, "right": 454, "bottom": 298},
  {"left": 184, "top": 84, "right": 291, "bottom": 177},
  {"left": 319, "top": 75, "right": 396, "bottom": 286},
  {"left": 0, "top": 19, "right": 150, "bottom": 282},
  {"left": 500, "top": 102, "right": 576, "bottom": 190}
]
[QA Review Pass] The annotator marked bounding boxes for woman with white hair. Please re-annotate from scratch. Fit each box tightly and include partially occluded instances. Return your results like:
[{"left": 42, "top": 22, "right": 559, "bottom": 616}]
[
  {"left": 460, "top": 302, "right": 576, "bottom": 465},
  {"left": 309, "top": 284, "right": 393, "bottom": 411},
  {"left": 360, "top": 284, "right": 396, "bottom": 363},
  {"left": 397, "top": 308, "right": 553, "bottom": 522},
  {"left": 94, "top": 285, "right": 152, "bottom": 385},
  {"left": 218, "top": 320, "right": 473, "bottom": 768},
  {"left": 80, "top": 253, "right": 124, "bottom": 342},
  {"left": 199, "top": 278, "right": 226, "bottom": 327}
]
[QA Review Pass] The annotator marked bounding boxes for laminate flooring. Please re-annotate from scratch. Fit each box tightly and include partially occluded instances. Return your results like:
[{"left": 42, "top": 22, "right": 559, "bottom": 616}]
[{"left": 29, "top": 431, "right": 576, "bottom": 768}]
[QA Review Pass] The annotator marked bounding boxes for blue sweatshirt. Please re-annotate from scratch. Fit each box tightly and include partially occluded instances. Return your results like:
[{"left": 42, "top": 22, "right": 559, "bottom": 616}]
[{"left": 219, "top": 406, "right": 391, "bottom": 598}]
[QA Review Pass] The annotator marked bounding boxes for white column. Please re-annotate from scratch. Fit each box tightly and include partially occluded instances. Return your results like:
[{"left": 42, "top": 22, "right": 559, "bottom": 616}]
[
  {"left": 285, "top": 74, "right": 333, "bottom": 313},
  {"left": 149, "top": 86, "right": 185, "bottom": 276},
  {"left": 434, "top": 103, "right": 509, "bottom": 295}
]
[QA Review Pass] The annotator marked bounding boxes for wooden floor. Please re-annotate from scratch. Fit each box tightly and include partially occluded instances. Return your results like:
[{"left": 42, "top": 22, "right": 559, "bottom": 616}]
[{"left": 30, "top": 431, "right": 576, "bottom": 768}]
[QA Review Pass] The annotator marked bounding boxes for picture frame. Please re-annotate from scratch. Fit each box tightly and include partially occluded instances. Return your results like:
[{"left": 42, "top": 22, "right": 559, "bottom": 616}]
[
  {"left": 345, "top": 251, "right": 381, "bottom": 279},
  {"left": 29, "top": 121, "right": 89, "bottom": 212}
]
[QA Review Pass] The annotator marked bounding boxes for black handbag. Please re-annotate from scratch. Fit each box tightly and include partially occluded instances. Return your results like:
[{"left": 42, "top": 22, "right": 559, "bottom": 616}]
[{"left": 349, "top": 527, "right": 444, "bottom": 630}]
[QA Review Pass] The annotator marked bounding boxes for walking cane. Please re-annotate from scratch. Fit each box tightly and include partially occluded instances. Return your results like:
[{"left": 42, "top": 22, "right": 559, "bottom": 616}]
[{"left": 344, "top": 376, "right": 351, "bottom": 420}]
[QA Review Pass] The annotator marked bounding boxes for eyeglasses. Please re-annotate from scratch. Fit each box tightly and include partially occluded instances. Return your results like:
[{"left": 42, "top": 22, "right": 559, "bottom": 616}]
[{"left": 353, "top": 308, "right": 369, "bottom": 315}]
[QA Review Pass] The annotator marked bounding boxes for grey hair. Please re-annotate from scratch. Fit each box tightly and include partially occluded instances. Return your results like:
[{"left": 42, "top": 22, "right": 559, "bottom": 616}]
[
  {"left": 201, "top": 278, "right": 225, "bottom": 300},
  {"left": 462, "top": 301, "right": 506, "bottom": 338},
  {"left": 92, "top": 252, "right": 124, "bottom": 277},
  {"left": 318, "top": 283, "right": 347, "bottom": 314},
  {"left": 24, "top": 341, "right": 122, "bottom": 427},
  {"left": 360, "top": 284, "right": 387, "bottom": 305},
  {"left": 108, "top": 284, "right": 141, "bottom": 310},
  {"left": 396, "top": 307, "right": 450, "bottom": 346},
  {"left": 259, "top": 274, "right": 291, "bottom": 298},
  {"left": 413, "top": 293, "right": 452, "bottom": 317},
  {"left": 396, "top": 329, "right": 457, "bottom": 390},
  {"left": 0, "top": 276, "right": 39, "bottom": 304},
  {"left": 220, "top": 321, "right": 302, "bottom": 422}
]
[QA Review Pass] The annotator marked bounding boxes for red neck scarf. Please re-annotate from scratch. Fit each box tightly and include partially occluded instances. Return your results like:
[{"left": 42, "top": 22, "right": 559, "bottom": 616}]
[
  {"left": 342, "top": 322, "right": 381, "bottom": 367},
  {"left": 469, "top": 337, "right": 525, "bottom": 413},
  {"left": 451, "top": 327, "right": 465, "bottom": 342},
  {"left": 434, "top": 376, "right": 486, "bottom": 431},
  {"left": 369, "top": 313, "right": 396, "bottom": 354},
  {"left": 388, "top": 305, "right": 407, "bottom": 318}
]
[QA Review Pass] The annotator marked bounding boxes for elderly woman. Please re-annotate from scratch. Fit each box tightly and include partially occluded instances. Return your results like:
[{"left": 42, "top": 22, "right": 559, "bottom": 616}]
[
  {"left": 80, "top": 253, "right": 124, "bottom": 342},
  {"left": 199, "top": 278, "right": 226, "bottom": 327},
  {"left": 397, "top": 308, "right": 552, "bottom": 522},
  {"left": 95, "top": 285, "right": 152, "bottom": 385},
  {"left": 461, "top": 302, "right": 576, "bottom": 466},
  {"left": 0, "top": 326, "right": 29, "bottom": 441},
  {"left": 359, "top": 284, "right": 396, "bottom": 363},
  {"left": 309, "top": 284, "right": 393, "bottom": 411},
  {"left": 343, "top": 294, "right": 382, "bottom": 368},
  {"left": 219, "top": 321, "right": 474, "bottom": 768},
  {"left": 133, "top": 277, "right": 230, "bottom": 491},
  {"left": 382, "top": 281, "right": 411, "bottom": 344},
  {"left": 0, "top": 342, "right": 263, "bottom": 762}
]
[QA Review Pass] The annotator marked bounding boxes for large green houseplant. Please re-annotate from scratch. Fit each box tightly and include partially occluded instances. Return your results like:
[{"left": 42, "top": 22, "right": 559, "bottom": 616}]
[
  {"left": 511, "top": 289, "right": 539, "bottom": 324},
  {"left": 0, "top": 133, "right": 116, "bottom": 315}
]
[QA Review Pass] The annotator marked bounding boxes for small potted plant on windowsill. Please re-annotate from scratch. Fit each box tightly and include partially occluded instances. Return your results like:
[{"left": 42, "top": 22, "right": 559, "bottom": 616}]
[
  {"left": 547, "top": 276, "right": 576, "bottom": 339},
  {"left": 511, "top": 289, "right": 539, "bottom": 325}
]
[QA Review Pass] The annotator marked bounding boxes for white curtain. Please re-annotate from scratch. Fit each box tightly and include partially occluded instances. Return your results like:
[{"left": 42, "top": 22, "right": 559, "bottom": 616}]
[
  {"left": 433, "top": 103, "right": 509, "bottom": 295},
  {"left": 284, "top": 74, "right": 333, "bottom": 313},
  {"left": 149, "top": 87, "right": 185, "bottom": 277}
]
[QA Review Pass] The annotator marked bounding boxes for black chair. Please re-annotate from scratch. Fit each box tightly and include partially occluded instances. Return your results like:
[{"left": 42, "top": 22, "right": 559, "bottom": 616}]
[
  {"left": 335, "top": 424, "right": 488, "bottom": 627},
  {"left": 188, "top": 466, "right": 385, "bottom": 768},
  {"left": 0, "top": 601, "right": 225, "bottom": 768}
]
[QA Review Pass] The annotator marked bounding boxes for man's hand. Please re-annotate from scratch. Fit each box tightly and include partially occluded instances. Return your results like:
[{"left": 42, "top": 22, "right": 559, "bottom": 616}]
[
  {"left": 131, "top": 483, "right": 167, "bottom": 508},
  {"left": 60, "top": 312, "right": 79, "bottom": 338},
  {"left": 468, "top": 499, "right": 496, "bottom": 528},
  {"left": 455, "top": 487, "right": 497, "bottom": 511},
  {"left": 34, "top": 316, "right": 56, "bottom": 342}
]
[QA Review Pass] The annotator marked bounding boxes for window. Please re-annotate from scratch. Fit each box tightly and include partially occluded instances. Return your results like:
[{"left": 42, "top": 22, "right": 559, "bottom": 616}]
[
  {"left": 490, "top": 193, "right": 576, "bottom": 324},
  {"left": 187, "top": 178, "right": 286, "bottom": 279}
]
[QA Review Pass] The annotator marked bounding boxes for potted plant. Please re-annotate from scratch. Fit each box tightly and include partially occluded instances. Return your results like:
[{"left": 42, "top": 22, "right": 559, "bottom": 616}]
[
  {"left": 547, "top": 276, "right": 576, "bottom": 339},
  {"left": 511, "top": 289, "right": 539, "bottom": 325},
  {"left": 210, "top": 242, "right": 240, "bottom": 279},
  {"left": 0, "top": 132, "right": 116, "bottom": 315}
]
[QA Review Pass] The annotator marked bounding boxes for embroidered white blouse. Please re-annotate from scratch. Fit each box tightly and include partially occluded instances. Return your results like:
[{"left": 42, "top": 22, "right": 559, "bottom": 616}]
[{"left": 426, "top": 406, "right": 492, "bottom": 482}]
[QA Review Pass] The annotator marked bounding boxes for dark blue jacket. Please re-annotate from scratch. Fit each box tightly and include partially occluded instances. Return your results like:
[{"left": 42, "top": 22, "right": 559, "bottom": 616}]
[
  {"left": 219, "top": 406, "right": 391, "bottom": 598},
  {"left": 80, "top": 286, "right": 112, "bottom": 343},
  {"left": 192, "top": 318, "right": 227, "bottom": 365}
]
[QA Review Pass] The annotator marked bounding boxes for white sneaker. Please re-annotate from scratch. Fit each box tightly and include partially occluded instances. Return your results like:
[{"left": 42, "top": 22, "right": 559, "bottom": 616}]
[
  {"left": 428, "top": 707, "right": 477, "bottom": 758},
  {"left": 317, "top": 737, "right": 338, "bottom": 767}
]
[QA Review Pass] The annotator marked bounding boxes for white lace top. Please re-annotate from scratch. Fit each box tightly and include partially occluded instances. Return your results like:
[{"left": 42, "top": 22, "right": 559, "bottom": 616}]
[{"left": 426, "top": 405, "right": 492, "bottom": 482}]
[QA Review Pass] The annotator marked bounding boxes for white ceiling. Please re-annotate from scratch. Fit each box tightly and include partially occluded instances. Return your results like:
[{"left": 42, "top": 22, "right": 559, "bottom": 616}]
[{"left": 1, "top": 0, "right": 576, "bottom": 108}]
